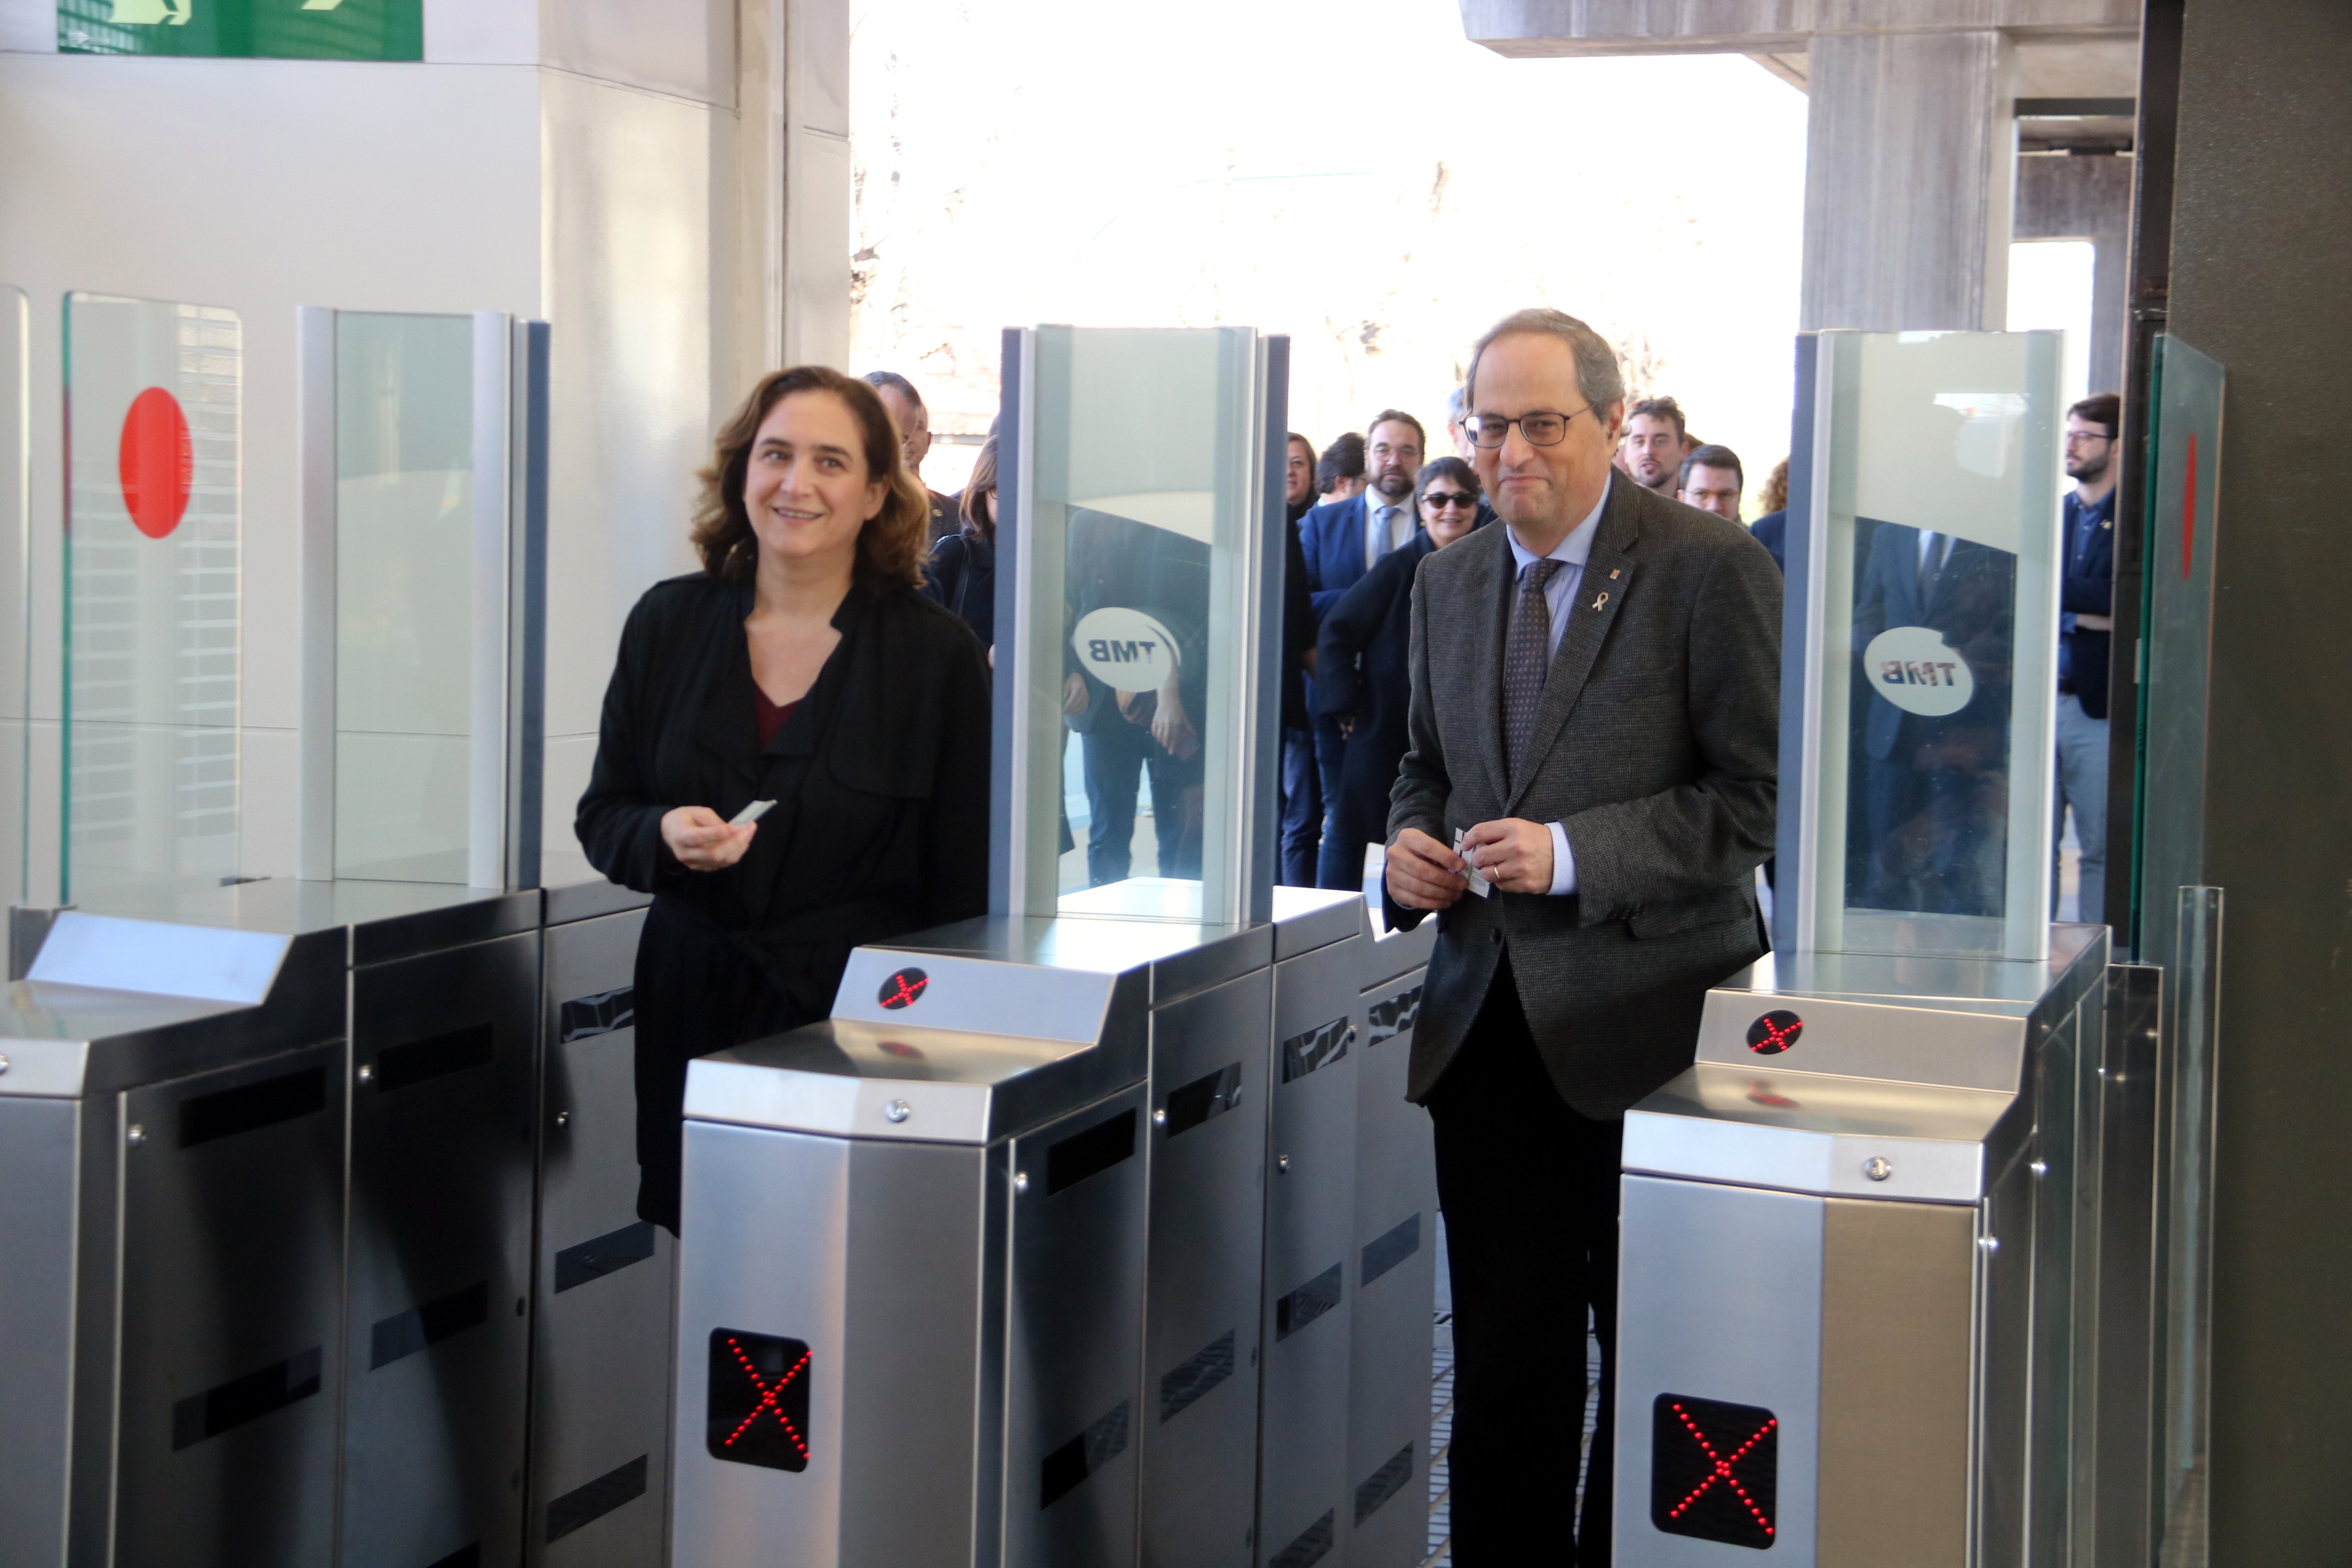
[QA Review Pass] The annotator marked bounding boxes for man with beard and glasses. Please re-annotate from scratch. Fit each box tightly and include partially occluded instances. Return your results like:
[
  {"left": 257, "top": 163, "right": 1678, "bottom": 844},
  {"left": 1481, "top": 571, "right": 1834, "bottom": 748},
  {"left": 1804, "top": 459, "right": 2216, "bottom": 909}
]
[
  {"left": 1619, "top": 394, "right": 1687, "bottom": 495},
  {"left": 2056, "top": 391, "right": 2119, "bottom": 922},
  {"left": 1300, "top": 409, "right": 1428, "bottom": 879}
]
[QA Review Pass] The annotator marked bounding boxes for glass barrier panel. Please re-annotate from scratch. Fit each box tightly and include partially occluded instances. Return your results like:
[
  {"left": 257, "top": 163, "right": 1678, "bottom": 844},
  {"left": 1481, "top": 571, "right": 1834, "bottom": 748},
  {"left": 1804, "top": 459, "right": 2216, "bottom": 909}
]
[
  {"left": 1014, "top": 326, "right": 1260, "bottom": 923},
  {"left": 2135, "top": 335, "right": 2224, "bottom": 974},
  {"left": 2160, "top": 885, "right": 2222, "bottom": 1567},
  {"left": 333, "top": 312, "right": 475, "bottom": 881},
  {"left": 1799, "top": 329, "right": 2063, "bottom": 960},
  {"left": 0, "top": 287, "right": 26, "bottom": 901},
  {"left": 63, "top": 292, "right": 242, "bottom": 900}
]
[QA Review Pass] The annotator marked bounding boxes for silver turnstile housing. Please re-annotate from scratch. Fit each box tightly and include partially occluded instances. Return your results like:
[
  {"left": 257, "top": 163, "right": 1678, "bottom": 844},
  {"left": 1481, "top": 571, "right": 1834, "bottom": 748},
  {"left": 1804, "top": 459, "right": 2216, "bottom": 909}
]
[
  {"left": 1613, "top": 925, "right": 2110, "bottom": 1566},
  {"left": 0, "top": 911, "right": 345, "bottom": 1568},
  {"left": 531, "top": 876, "right": 672, "bottom": 1567},
  {"left": 673, "top": 942, "right": 1162, "bottom": 1567}
]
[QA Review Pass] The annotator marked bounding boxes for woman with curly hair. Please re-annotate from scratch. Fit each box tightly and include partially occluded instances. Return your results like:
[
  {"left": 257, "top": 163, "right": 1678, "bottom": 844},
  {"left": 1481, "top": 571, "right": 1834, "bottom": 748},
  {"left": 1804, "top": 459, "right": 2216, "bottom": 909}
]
[{"left": 577, "top": 366, "right": 991, "bottom": 1232}]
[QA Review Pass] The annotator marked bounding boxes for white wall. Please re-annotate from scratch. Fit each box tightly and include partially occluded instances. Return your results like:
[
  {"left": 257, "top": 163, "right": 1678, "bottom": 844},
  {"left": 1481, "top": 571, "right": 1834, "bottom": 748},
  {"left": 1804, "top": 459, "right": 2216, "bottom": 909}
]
[
  {"left": 0, "top": 0, "right": 803, "bottom": 894},
  {"left": 0, "top": 55, "right": 544, "bottom": 897}
]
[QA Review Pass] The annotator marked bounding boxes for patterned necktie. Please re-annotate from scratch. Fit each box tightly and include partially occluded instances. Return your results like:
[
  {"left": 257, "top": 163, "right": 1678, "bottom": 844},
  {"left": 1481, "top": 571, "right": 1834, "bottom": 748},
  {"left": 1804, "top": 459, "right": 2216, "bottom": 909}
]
[
  {"left": 1504, "top": 558, "right": 1564, "bottom": 785},
  {"left": 1372, "top": 504, "right": 1398, "bottom": 567}
]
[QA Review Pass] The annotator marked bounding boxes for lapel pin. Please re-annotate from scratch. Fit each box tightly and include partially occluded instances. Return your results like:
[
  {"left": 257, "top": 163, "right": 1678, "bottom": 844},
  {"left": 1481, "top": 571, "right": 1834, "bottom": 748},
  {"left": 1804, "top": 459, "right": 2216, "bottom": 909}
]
[
  {"left": 1609, "top": 568, "right": 1620, "bottom": 579},
  {"left": 1593, "top": 591, "right": 1609, "bottom": 610}
]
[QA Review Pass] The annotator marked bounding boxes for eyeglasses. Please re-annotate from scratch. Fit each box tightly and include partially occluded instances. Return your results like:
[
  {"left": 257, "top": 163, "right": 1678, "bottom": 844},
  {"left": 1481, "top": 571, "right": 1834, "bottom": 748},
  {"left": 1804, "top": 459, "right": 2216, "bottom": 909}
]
[
  {"left": 2064, "top": 430, "right": 2113, "bottom": 447},
  {"left": 1422, "top": 492, "right": 1478, "bottom": 509},
  {"left": 1462, "top": 407, "right": 1596, "bottom": 448}
]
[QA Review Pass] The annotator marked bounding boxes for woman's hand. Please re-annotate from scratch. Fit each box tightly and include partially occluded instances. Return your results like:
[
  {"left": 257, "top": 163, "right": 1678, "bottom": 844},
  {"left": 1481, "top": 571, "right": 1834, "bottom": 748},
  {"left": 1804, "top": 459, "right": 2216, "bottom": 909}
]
[{"left": 661, "top": 805, "right": 755, "bottom": 872}]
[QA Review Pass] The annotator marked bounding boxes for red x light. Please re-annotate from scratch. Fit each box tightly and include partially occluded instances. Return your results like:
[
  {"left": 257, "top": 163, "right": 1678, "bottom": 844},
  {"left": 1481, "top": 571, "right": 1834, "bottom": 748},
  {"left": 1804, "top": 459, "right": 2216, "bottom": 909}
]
[
  {"left": 877, "top": 967, "right": 929, "bottom": 1010},
  {"left": 707, "top": 1330, "right": 812, "bottom": 1471},
  {"left": 1746, "top": 1009, "right": 1803, "bottom": 1056},
  {"left": 1651, "top": 1393, "right": 1777, "bottom": 1548}
]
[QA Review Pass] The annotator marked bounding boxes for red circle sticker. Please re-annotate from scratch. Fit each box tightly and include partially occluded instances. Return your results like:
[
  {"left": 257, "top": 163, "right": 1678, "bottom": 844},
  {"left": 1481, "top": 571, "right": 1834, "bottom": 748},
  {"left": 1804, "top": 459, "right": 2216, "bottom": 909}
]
[{"left": 118, "top": 386, "right": 192, "bottom": 540}]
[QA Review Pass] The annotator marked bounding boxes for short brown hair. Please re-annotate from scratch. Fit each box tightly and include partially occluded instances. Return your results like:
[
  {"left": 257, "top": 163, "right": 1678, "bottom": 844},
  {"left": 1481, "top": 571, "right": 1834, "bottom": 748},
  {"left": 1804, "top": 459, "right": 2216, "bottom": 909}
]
[
  {"left": 2068, "top": 391, "right": 2121, "bottom": 439},
  {"left": 1367, "top": 409, "right": 1427, "bottom": 450},
  {"left": 690, "top": 367, "right": 930, "bottom": 590},
  {"left": 1626, "top": 395, "right": 1687, "bottom": 442}
]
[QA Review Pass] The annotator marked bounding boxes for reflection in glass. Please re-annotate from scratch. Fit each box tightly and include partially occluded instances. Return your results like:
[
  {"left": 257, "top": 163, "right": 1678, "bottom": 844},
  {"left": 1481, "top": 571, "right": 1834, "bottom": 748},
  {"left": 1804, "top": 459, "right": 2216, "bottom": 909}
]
[
  {"left": 1009, "top": 326, "right": 1265, "bottom": 923},
  {"left": 1798, "top": 331, "right": 2061, "bottom": 960},
  {"left": 63, "top": 292, "right": 242, "bottom": 900},
  {"left": 333, "top": 313, "right": 474, "bottom": 881}
]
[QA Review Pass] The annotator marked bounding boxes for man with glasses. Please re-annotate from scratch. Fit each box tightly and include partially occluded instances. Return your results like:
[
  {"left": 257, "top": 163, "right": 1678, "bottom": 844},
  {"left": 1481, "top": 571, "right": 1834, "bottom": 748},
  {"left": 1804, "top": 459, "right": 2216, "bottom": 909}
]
[
  {"left": 1384, "top": 310, "right": 1779, "bottom": 1564},
  {"left": 1300, "top": 410, "right": 1428, "bottom": 885},
  {"left": 1675, "top": 443, "right": 1745, "bottom": 523},
  {"left": 2057, "top": 392, "right": 2120, "bottom": 922}
]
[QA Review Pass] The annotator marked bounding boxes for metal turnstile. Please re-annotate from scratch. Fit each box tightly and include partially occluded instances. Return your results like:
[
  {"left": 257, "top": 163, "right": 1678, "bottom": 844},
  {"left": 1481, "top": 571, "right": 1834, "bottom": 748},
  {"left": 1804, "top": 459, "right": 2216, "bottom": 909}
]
[
  {"left": 0, "top": 911, "right": 345, "bottom": 1568},
  {"left": 671, "top": 884, "right": 1430, "bottom": 1568},
  {"left": 1612, "top": 927, "right": 2111, "bottom": 1565},
  {"left": 1347, "top": 911, "right": 1439, "bottom": 1566},
  {"left": 530, "top": 877, "right": 673, "bottom": 1566}
]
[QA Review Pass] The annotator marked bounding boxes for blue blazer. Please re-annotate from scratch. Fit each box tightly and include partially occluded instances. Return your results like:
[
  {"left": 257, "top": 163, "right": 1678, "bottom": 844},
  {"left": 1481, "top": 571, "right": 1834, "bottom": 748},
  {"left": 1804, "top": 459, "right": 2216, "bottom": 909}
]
[
  {"left": 1298, "top": 493, "right": 1381, "bottom": 619},
  {"left": 2060, "top": 492, "right": 2115, "bottom": 720}
]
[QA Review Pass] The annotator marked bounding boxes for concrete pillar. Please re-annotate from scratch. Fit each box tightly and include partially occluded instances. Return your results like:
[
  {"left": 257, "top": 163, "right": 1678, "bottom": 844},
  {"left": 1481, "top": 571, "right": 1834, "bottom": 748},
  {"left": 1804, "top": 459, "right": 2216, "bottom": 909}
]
[
  {"left": 1799, "top": 30, "right": 2017, "bottom": 332},
  {"left": 2017, "top": 152, "right": 2133, "bottom": 393}
]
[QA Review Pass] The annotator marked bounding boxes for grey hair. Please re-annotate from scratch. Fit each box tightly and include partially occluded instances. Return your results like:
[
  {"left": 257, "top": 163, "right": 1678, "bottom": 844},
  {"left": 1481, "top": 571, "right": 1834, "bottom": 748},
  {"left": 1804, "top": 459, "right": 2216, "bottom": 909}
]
[
  {"left": 1464, "top": 308, "right": 1626, "bottom": 415},
  {"left": 860, "top": 369, "right": 924, "bottom": 409}
]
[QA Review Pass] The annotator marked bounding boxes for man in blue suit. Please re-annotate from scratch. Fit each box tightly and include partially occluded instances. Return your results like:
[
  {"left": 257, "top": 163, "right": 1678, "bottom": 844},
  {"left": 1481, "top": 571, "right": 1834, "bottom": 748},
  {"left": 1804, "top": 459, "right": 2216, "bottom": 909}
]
[
  {"left": 1298, "top": 409, "right": 1426, "bottom": 886},
  {"left": 1852, "top": 521, "right": 2015, "bottom": 917},
  {"left": 2056, "top": 392, "right": 2119, "bottom": 922}
]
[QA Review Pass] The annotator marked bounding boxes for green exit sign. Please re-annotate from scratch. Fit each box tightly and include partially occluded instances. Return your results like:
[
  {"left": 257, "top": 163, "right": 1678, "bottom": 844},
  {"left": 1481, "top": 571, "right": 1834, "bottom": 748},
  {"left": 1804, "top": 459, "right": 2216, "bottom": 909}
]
[{"left": 59, "top": 0, "right": 423, "bottom": 61}]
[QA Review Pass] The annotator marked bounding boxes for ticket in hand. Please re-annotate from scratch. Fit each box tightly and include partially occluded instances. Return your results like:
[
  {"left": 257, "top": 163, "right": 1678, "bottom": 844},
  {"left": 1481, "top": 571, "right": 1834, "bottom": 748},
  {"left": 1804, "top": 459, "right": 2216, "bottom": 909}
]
[
  {"left": 730, "top": 799, "right": 776, "bottom": 826},
  {"left": 1451, "top": 829, "right": 1494, "bottom": 897}
]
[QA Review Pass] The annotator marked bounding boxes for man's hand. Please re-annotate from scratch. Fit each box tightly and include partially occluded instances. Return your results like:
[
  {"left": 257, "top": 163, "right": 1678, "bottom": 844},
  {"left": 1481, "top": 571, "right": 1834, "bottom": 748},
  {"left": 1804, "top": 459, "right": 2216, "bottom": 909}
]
[
  {"left": 1460, "top": 818, "right": 1554, "bottom": 895},
  {"left": 1063, "top": 671, "right": 1090, "bottom": 718},
  {"left": 1151, "top": 679, "right": 1199, "bottom": 759},
  {"left": 2077, "top": 612, "right": 2114, "bottom": 632},
  {"left": 1336, "top": 712, "right": 1358, "bottom": 738},
  {"left": 1386, "top": 826, "right": 1468, "bottom": 910},
  {"left": 661, "top": 805, "right": 755, "bottom": 872}
]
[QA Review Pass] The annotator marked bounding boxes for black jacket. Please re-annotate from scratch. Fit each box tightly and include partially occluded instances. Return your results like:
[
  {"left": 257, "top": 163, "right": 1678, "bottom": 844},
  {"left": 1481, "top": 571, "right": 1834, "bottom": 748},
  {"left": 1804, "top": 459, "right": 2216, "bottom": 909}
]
[
  {"left": 1315, "top": 530, "right": 1434, "bottom": 851},
  {"left": 924, "top": 530, "right": 995, "bottom": 651},
  {"left": 577, "top": 574, "right": 992, "bottom": 1019}
]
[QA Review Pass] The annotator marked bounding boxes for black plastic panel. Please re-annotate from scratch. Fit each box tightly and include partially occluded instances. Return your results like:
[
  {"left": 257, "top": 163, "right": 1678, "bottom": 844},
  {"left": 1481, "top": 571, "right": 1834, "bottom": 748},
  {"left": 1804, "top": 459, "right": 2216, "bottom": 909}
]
[
  {"left": 1039, "top": 1400, "right": 1130, "bottom": 1510},
  {"left": 1651, "top": 1392, "right": 1779, "bottom": 1548},
  {"left": 370, "top": 1280, "right": 489, "bottom": 1369},
  {"left": 1275, "top": 1262, "right": 1343, "bottom": 1341},
  {"left": 707, "top": 1330, "right": 811, "bottom": 1472},
  {"left": 1046, "top": 1108, "right": 1136, "bottom": 1195},
  {"left": 178, "top": 1065, "right": 327, "bottom": 1148},
  {"left": 1359, "top": 1212, "right": 1422, "bottom": 1289},
  {"left": 373, "top": 1021, "right": 496, "bottom": 1093},
  {"left": 1355, "top": 1443, "right": 1414, "bottom": 1523},
  {"left": 552, "top": 1219, "right": 657, "bottom": 1294},
  {"left": 545, "top": 1454, "right": 648, "bottom": 1542},
  {"left": 1158, "top": 1330, "right": 1236, "bottom": 1423},
  {"left": 170, "top": 1346, "right": 323, "bottom": 1450}
]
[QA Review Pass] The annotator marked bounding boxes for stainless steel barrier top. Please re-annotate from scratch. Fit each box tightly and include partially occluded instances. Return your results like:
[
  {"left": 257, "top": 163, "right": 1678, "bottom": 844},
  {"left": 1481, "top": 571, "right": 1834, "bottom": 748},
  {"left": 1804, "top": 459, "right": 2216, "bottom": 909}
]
[
  {"left": 0, "top": 911, "right": 342, "bottom": 1099},
  {"left": 66, "top": 875, "right": 538, "bottom": 968},
  {"left": 1624, "top": 923, "right": 2108, "bottom": 1205},
  {"left": 683, "top": 887, "right": 1371, "bottom": 1150}
]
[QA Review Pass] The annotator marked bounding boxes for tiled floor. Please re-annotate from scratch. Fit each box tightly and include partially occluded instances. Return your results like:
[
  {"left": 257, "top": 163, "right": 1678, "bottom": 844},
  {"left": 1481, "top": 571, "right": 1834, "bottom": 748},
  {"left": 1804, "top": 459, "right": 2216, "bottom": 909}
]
[{"left": 1420, "top": 1218, "right": 1603, "bottom": 1566}]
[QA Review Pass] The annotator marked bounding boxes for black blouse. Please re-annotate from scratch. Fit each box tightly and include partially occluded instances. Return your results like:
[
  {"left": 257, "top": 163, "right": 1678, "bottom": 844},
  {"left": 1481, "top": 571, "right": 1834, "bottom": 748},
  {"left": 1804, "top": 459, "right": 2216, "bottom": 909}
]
[{"left": 576, "top": 573, "right": 992, "bottom": 1017}]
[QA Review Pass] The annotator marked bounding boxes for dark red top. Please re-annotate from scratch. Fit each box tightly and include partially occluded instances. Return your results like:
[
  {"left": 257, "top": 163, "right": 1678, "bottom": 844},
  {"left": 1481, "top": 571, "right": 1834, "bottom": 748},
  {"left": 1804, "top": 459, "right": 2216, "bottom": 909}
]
[{"left": 754, "top": 689, "right": 798, "bottom": 749}]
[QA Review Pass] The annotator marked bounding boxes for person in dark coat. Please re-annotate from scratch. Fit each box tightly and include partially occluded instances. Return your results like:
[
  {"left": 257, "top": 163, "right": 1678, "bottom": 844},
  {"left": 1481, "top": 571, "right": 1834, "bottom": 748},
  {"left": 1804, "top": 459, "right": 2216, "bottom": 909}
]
[
  {"left": 925, "top": 434, "right": 998, "bottom": 654},
  {"left": 578, "top": 365, "right": 992, "bottom": 1233},
  {"left": 1313, "top": 457, "right": 1483, "bottom": 891}
]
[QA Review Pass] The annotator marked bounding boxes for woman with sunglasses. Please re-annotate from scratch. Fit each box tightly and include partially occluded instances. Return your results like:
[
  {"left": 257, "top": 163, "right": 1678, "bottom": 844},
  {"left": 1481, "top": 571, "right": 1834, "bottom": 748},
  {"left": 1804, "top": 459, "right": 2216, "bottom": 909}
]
[{"left": 1312, "top": 456, "right": 1484, "bottom": 891}]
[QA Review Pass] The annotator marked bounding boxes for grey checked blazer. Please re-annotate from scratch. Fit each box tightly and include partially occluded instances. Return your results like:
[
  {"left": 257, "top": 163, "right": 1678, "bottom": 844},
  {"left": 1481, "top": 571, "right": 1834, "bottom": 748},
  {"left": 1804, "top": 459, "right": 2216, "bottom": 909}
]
[{"left": 1384, "top": 477, "right": 1781, "bottom": 1116}]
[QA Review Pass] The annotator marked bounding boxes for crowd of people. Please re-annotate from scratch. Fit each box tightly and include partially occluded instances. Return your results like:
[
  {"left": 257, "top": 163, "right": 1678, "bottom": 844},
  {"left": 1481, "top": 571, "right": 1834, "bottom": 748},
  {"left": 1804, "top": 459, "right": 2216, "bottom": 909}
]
[{"left": 580, "top": 326, "right": 2121, "bottom": 1566}]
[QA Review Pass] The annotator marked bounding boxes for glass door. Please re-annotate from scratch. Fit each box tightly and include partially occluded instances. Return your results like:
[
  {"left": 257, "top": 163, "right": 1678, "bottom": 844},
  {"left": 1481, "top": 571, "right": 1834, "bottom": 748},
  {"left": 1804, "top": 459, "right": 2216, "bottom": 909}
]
[
  {"left": 62, "top": 291, "right": 243, "bottom": 902},
  {"left": 297, "top": 308, "right": 546, "bottom": 888}
]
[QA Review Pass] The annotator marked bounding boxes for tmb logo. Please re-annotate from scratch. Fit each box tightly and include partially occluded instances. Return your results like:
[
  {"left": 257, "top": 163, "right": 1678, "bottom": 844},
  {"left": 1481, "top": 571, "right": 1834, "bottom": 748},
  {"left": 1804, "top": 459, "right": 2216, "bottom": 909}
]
[
  {"left": 1746, "top": 1010, "right": 1803, "bottom": 1055},
  {"left": 877, "top": 967, "right": 929, "bottom": 1010},
  {"left": 1071, "top": 607, "right": 1179, "bottom": 693}
]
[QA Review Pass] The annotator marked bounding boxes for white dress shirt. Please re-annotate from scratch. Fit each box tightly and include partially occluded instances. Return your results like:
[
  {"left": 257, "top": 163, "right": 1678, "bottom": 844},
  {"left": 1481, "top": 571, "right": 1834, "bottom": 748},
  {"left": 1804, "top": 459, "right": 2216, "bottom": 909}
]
[{"left": 1501, "top": 474, "right": 1610, "bottom": 896}]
